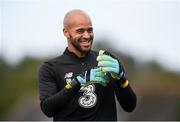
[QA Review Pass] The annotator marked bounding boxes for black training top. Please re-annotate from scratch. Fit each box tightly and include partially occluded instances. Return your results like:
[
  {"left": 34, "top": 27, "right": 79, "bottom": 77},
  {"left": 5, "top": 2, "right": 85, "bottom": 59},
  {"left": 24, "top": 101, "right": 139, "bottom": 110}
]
[{"left": 39, "top": 48, "right": 136, "bottom": 121}]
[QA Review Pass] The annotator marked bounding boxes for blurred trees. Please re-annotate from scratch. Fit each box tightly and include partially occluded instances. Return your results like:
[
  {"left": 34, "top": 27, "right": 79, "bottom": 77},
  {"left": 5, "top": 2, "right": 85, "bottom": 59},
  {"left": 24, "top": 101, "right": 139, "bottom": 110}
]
[{"left": 0, "top": 58, "right": 41, "bottom": 119}]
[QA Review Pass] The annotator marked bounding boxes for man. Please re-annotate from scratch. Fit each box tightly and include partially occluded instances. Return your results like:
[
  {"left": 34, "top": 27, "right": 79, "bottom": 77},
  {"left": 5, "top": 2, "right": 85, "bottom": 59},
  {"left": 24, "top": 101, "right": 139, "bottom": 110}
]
[{"left": 39, "top": 9, "right": 136, "bottom": 121}]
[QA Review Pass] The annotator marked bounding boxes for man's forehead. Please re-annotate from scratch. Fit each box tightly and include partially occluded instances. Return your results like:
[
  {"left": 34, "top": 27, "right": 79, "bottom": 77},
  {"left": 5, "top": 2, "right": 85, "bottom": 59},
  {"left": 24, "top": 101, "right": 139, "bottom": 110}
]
[
  {"left": 73, "top": 26, "right": 93, "bottom": 30},
  {"left": 63, "top": 9, "right": 92, "bottom": 28},
  {"left": 66, "top": 17, "right": 92, "bottom": 31}
]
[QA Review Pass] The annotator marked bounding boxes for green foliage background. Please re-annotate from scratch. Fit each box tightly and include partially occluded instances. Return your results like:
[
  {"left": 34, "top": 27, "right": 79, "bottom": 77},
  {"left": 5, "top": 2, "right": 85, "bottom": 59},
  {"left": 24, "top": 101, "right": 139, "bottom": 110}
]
[{"left": 0, "top": 58, "right": 41, "bottom": 119}]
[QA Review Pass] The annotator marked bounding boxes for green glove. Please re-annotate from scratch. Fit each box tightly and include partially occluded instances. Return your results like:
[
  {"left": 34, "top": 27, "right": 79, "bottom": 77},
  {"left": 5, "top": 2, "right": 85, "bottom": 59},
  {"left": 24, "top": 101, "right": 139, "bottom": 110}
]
[
  {"left": 67, "top": 68, "right": 109, "bottom": 88},
  {"left": 88, "top": 67, "right": 109, "bottom": 86},
  {"left": 96, "top": 50, "right": 126, "bottom": 82}
]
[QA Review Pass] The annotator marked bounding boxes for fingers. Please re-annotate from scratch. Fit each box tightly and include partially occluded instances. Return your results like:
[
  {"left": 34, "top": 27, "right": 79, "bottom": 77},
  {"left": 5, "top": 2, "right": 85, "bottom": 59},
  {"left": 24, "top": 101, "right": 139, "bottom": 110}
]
[
  {"left": 89, "top": 67, "right": 109, "bottom": 85},
  {"left": 76, "top": 76, "right": 86, "bottom": 84},
  {"left": 97, "top": 54, "right": 118, "bottom": 69},
  {"left": 91, "top": 68, "right": 106, "bottom": 78},
  {"left": 91, "top": 67, "right": 101, "bottom": 72},
  {"left": 97, "top": 54, "right": 116, "bottom": 62},
  {"left": 94, "top": 76, "right": 107, "bottom": 82},
  {"left": 94, "top": 71, "right": 105, "bottom": 77},
  {"left": 101, "top": 67, "right": 119, "bottom": 73},
  {"left": 97, "top": 52, "right": 120, "bottom": 75},
  {"left": 98, "top": 61, "right": 117, "bottom": 68}
]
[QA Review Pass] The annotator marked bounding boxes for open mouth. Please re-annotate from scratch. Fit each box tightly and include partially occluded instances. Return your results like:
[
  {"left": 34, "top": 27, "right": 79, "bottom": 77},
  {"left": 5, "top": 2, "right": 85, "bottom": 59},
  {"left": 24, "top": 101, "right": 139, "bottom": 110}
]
[{"left": 80, "top": 40, "right": 91, "bottom": 47}]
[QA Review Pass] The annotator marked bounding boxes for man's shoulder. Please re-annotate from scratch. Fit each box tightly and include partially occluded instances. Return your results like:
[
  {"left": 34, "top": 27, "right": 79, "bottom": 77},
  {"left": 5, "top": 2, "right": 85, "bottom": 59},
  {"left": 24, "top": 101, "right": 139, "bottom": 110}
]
[
  {"left": 41, "top": 53, "right": 64, "bottom": 67},
  {"left": 41, "top": 50, "right": 98, "bottom": 66}
]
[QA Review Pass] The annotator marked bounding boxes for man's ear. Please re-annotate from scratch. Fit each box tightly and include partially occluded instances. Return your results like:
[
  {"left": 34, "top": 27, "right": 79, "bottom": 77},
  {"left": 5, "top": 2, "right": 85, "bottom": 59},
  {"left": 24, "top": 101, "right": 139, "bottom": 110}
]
[{"left": 63, "top": 28, "right": 69, "bottom": 38}]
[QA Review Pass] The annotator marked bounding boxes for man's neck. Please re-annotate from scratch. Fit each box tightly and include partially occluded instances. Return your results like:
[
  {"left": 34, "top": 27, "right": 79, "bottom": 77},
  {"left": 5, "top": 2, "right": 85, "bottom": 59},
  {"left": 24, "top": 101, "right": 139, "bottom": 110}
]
[{"left": 67, "top": 47, "right": 88, "bottom": 58}]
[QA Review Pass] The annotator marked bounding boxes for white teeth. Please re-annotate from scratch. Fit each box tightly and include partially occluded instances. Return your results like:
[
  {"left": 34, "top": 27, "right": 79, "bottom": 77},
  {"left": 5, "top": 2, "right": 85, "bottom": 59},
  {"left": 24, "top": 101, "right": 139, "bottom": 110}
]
[
  {"left": 80, "top": 39, "right": 92, "bottom": 42},
  {"left": 80, "top": 40, "right": 90, "bottom": 43}
]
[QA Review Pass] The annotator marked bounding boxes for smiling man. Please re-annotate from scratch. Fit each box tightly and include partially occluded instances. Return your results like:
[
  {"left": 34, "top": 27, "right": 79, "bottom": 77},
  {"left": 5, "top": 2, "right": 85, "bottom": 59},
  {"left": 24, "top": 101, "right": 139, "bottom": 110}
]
[
  {"left": 63, "top": 9, "right": 94, "bottom": 57},
  {"left": 39, "top": 9, "right": 137, "bottom": 121}
]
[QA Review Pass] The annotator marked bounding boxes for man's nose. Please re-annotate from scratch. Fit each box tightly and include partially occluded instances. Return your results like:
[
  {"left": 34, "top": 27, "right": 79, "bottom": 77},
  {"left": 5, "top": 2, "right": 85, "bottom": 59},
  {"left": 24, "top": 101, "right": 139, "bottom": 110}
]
[{"left": 82, "top": 31, "right": 91, "bottom": 39}]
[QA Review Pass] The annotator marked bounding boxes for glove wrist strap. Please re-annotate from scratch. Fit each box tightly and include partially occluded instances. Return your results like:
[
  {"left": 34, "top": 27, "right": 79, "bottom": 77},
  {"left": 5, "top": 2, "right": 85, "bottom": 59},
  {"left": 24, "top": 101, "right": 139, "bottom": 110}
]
[
  {"left": 121, "top": 80, "right": 129, "bottom": 88},
  {"left": 111, "top": 72, "right": 128, "bottom": 87}
]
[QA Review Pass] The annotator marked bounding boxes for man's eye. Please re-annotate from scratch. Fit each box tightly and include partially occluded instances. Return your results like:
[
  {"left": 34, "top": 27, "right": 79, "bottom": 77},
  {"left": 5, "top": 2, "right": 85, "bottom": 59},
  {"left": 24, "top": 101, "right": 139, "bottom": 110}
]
[
  {"left": 76, "top": 29, "right": 84, "bottom": 34},
  {"left": 87, "top": 28, "right": 93, "bottom": 33}
]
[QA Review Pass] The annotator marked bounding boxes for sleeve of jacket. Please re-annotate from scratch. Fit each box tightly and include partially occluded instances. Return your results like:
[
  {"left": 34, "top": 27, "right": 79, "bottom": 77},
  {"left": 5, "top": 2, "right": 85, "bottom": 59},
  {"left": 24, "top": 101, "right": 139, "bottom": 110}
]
[
  {"left": 110, "top": 56, "right": 137, "bottom": 112},
  {"left": 113, "top": 81, "right": 137, "bottom": 112},
  {"left": 111, "top": 60, "right": 137, "bottom": 112},
  {"left": 38, "top": 62, "right": 80, "bottom": 117}
]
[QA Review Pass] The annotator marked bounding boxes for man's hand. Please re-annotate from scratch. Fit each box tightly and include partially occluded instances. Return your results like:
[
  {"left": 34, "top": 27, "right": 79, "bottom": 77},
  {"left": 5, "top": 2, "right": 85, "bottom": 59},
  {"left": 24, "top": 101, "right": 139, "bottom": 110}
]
[
  {"left": 66, "top": 68, "right": 109, "bottom": 89},
  {"left": 96, "top": 50, "right": 128, "bottom": 87},
  {"left": 89, "top": 68, "right": 109, "bottom": 86},
  {"left": 75, "top": 68, "right": 109, "bottom": 86},
  {"left": 97, "top": 53, "right": 120, "bottom": 74}
]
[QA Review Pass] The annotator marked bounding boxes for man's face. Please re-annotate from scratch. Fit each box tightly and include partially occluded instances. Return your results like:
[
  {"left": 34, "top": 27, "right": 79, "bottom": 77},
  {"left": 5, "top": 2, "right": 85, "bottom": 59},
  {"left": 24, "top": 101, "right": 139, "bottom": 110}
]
[
  {"left": 68, "top": 27, "right": 94, "bottom": 53},
  {"left": 64, "top": 15, "right": 94, "bottom": 53}
]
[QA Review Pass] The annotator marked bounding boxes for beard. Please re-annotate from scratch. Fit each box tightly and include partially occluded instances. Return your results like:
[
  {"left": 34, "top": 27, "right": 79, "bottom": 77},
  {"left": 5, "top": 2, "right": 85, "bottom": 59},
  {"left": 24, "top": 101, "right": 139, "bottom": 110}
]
[{"left": 68, "top": 34, "right": 93, "bottom": 53}]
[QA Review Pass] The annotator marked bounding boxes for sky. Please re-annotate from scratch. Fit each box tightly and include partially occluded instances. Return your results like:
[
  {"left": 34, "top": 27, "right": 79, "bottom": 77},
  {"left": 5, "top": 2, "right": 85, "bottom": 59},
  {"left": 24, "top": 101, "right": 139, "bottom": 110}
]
[{"left": 1, "top": 0, "right": 180, "bottom": 73}]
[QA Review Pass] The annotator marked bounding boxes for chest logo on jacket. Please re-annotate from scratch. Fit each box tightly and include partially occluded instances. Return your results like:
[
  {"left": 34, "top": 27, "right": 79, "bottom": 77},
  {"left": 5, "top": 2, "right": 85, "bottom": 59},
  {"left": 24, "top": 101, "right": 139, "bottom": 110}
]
[
  {"left": 64, "top": 72, "right": 73, "bottom": 83},
  {"left": 64, "top": 72, "right": 97, "bottom": 108},
  {"left": 78, "top": 84, "right": 97, "bottom": 108}
]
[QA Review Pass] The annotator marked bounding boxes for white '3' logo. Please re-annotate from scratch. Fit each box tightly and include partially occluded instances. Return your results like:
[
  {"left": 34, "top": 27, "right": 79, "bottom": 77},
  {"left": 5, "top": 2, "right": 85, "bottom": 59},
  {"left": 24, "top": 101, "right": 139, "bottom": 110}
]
[{"left": 78, "top": 84, "right": 97, "bottom": 108}]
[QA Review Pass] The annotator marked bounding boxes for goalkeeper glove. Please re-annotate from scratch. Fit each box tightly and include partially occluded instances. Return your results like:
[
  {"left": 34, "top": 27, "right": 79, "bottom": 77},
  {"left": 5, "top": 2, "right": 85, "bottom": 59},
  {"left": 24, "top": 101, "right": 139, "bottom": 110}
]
[
  {"left": 97, "top": 50, "right": 128, "bottom": 88},
  {"left": 65, "top": 68, "right": 109, "bottom": 89}
]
